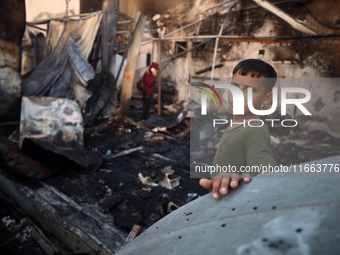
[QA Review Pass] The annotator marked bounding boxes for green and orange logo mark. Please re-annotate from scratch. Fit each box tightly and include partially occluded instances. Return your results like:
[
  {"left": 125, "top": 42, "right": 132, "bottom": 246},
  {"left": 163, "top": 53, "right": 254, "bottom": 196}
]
[{"left": 195, "top": 82, "right": 222, "bottom": 107}]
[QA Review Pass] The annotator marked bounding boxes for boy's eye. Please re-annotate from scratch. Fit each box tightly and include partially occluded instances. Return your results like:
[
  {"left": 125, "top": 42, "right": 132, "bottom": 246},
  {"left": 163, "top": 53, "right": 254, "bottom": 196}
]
[{"left": 247, "top": 87, "right": 257, "bottom": 93}]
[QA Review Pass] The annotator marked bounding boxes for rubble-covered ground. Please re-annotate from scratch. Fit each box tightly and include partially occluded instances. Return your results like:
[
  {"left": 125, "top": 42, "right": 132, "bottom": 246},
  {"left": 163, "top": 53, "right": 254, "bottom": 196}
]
[
  {"left": 44, "top": 119, "right": 208, "bottom": 233},
  {"left": 0, "top": 193, "right": 46, "bottom": 255},
  {"left": 269, "top": 125, "right": 340, "bottom": 166},
  {"left": 1, "top": 106, "right": 340, "bottom": 253}
]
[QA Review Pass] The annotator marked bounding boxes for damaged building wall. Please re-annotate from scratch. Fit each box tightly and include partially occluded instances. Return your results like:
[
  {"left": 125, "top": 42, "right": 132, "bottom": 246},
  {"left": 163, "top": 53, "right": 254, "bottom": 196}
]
[
  {"left": 25, "top": 0, "right": 80, "bottom": 22},
  {"left": 0, "top": 0, "right": 26, "bottom": 121},
  {"left": 116, "top": 0, "right": 224, "bottom": 102},
  {"left": 210, "top": 0, "right": 340, "bottom": 78},
  {"left": 119, "top": 0, "right": 198, "bottom": 23},
  {"left": 190, "top": 0, "right": 340, "bottom": 137},
  {"left": 134, "top": 0, "right": 340, "bottom": 100},
  {"left": 117, "top": 0, "right": 339, "bottom": 136},
  {"left": 9, "top": 0, "right": 340, "bottom": 123}
]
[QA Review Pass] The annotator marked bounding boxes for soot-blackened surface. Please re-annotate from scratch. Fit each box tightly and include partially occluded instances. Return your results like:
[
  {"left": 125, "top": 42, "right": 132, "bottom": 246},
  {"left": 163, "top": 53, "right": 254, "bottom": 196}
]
[{"left": 44, "top": 123, "right": 208, "bottom": 233}]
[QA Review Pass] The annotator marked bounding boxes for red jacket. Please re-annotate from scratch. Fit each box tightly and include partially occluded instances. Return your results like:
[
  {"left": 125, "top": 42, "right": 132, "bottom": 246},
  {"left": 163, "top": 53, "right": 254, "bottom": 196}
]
[{"left": 143, "top": 62, "right": 158, "bottom": 96}]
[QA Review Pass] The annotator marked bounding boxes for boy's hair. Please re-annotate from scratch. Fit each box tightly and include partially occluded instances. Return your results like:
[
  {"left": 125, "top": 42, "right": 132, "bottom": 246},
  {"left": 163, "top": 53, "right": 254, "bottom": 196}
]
[{"left": 233, "top": 59, "right": 277, "bottom": 92}]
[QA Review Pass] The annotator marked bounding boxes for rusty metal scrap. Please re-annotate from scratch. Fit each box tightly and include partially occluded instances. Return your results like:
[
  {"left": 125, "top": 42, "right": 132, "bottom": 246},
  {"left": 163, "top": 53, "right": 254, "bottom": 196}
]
[
  {"left": 19, "top": 97, "right": 102, "bottom": 172},
  {"left": 123, "top": 225, "right": 144, "bottom": 247}
]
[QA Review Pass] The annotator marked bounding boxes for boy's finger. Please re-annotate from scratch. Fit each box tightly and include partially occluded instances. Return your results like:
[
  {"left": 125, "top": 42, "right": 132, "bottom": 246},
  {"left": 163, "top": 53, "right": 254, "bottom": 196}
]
[
  {"left": 241, "top": 173, "right": 251, "bottom": 183},
  {"left": 212, "top": 178, "right": 222, "bottom": 199},
  {"left": 220, "top": 177, "right": 231, "bottom": 195},
  {"left": 230, "top": 177, "right": 240, "bottom": 188},
  {"left": 199, "top": 178, "right": 213, "bottom": 190}
]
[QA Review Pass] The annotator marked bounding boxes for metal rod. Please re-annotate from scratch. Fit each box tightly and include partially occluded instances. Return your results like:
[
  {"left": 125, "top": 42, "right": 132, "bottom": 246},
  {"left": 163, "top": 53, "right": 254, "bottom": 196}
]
[
  {"left": 158, "top": 39, "right": 162, "bottom": 116},
  {"left": 26, "top": 24, "right": 48, "bottom": 31},
  {"left": 158, "top": 33, "right": 340, "bottom": 68},
  {"left": 211, "top": 0, "right": 239, "bottom": 82},
  {"left": 162, "top": 39, "right": 211, "bottom": 67},
  {"left": 144, "top": 34, "right": 340, "bottom": 41},
  {"left": 118, "top": 20, "right": 134, "bottom": 24},
  {"left": 234, "top": 0, "right": 305, "bottom": 12},
  {"left": 152, "top": 39, "right": 155, "bottom": 62},
  {"left": 163, "top": 1, "right": 234, "bottom": 38},
  {"left": 206, "top": 0, "right": 235, "bottom": 11},
  {"left": 118, "top": 11, "right": 135, "bottom": 21},
  {"left": 117, "top": 30, "right": 154, "bottom": 34},
  {"left": 160, "top": 27, "right": 236, "bottom": 68},
  {"left": 252, "top": 0, "right": 316, "bottom": 35}
]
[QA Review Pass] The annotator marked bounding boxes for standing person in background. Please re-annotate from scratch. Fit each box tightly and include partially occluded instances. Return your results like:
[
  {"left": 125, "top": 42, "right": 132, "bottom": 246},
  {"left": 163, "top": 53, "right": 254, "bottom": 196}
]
[{"left": 142, "top": 62, "right": 158, "bottom": 120}]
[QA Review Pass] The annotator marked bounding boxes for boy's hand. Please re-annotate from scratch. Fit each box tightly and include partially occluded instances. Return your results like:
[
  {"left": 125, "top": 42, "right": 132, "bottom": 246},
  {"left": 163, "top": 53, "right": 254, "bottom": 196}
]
[{"left": 199, "top": 173, "right": 251, "bottom": 199}]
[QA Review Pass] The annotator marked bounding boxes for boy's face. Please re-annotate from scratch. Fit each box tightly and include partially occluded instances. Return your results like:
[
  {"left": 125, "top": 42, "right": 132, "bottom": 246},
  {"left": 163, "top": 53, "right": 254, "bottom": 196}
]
[{"left": 229, "top": 72, "right": 273, "bottom": 116}]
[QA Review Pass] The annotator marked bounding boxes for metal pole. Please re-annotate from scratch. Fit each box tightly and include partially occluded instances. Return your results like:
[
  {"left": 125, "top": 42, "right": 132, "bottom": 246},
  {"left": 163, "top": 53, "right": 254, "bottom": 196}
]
[
  {"left": 146, "top": 34, "right": 336, "bottom": 41},
  {"left": 119, "top": 13, "right": 146, "bottom": 118},
  {"left": 206, "top": 0, "right": 235, "bottom": 11},
  {"left": 157, "top": 39, "right": 162, "bottom": 115},
  {"left": 211, "top": 0, "right": 239, "bottom": 83},
  {"left": 151, "top": 40, "right": 155, "bottom": 62}
]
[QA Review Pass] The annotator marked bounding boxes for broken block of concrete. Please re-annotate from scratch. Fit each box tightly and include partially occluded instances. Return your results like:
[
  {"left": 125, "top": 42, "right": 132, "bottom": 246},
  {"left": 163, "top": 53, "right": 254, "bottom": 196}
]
[{"left": 158, "top": 166, "right": 180, "bottom": 189}]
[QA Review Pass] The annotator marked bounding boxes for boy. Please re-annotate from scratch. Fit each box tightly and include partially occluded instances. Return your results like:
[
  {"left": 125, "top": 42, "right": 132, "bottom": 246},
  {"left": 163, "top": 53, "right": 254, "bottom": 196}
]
[{"left": 199, "top": 59, "right": 277, "bottom": 199}]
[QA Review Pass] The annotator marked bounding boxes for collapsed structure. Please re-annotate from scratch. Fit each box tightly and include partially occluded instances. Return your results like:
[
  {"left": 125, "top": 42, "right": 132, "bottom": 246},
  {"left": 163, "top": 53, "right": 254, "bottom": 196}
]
[{"left": 0, "top": 0, "right": 339, "bottom": 253}]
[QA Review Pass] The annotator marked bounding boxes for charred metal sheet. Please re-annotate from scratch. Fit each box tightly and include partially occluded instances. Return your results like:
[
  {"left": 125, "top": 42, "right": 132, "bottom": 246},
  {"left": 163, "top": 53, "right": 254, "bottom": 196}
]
[
  {"left": 19, "top": 97, "right": 102, "bottom": 172},
  {"left": 144, "top": 109, "right": 187, "bottom": 128},
  {"left": 85, "top": 0, "right": 120, "bottom": 124},
  {"left": 69, "top": 38, "right": 95, "bottom": 111},
  {"left": 21, "top": 27, "right": 47, "bottom": 75},
  {"left": 22, "top": 25, "right": 95, "bottom": 110},
  {"left": 46, "top": 12, "right": 103, "bottom": 59},
  {"left": 116, "top": 155, "right": 340, "bottom": 255},
  {"left": 0, "top": 136, "right": 53, "bottom": 180},
  {"left": 22, "top": 25, "right": 71, "bottom": 97}
]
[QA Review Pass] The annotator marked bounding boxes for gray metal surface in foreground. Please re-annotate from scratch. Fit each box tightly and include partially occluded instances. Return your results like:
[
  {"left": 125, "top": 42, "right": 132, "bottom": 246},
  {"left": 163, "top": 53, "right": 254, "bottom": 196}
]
[{"left": 116, "top": 155, "right": 340, "bottom": 255}]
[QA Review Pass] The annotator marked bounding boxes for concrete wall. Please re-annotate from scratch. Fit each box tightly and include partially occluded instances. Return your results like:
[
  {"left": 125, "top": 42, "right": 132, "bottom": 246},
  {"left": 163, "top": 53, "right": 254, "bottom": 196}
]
[{"left": 140, "top": 0, "right": 340, "bottom": 100}]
